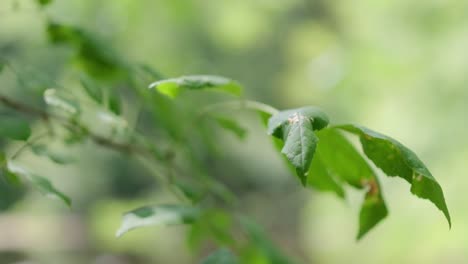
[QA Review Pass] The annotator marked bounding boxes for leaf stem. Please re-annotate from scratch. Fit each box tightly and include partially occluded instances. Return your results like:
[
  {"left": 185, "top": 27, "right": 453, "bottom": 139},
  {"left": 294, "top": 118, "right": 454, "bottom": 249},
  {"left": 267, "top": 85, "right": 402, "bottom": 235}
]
[{"left": 199, "top": 100, "right": 279, "bottom": 117}]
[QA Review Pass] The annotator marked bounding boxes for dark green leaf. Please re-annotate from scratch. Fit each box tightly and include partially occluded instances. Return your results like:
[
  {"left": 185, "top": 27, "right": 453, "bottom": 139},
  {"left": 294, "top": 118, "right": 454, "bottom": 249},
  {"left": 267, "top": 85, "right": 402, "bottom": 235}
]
[
  {"left": 0, "top": 117, "right": 31, "bottom": 141},
  {"left": 7, "top": 161, "right": 70, "bottom": 206},
  {"left": 201, "top": 248, "right": 238, "bottom": 264},
  {"left": 116, "top": 204, "right": 201, "bottom": 237},
  {"left": 108, "top": 92, "right": 121, "bottom": 115},
  {"left": 37, "top": 0, "right": 52, "bottom": 6},
  {"left": 149, "top": 75, "right": 243, "bottom": 98},
  {"left": 307, "top": 153, "right": 345, "bottom": 198},
  {"left": 313, "top": 128, "right": 387, "bottom": 239},
  {"left": 267, "top": 107, "right": 329, "bottom": 185},
  {"left": 214, "top": 116, "right": 247, "bottom": 139},
  {"left": 80, "top": 75, "right": 103, "bottom": 104},
  {"left": 337, "top": 124, "right": 451, "bottom": 227}
]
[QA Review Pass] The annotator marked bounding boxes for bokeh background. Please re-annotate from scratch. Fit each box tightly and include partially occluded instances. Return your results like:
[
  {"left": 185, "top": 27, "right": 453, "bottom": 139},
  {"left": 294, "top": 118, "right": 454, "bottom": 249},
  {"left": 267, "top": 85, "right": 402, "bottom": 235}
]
[{"left": 0, "top": 0, "right": 467, "bottom": 263}]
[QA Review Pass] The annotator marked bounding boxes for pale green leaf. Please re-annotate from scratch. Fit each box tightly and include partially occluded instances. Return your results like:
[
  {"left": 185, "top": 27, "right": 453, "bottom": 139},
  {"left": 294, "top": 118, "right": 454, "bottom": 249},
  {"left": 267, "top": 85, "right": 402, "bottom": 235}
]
[
  {"left": 116, "top": 204, "right": 200, "bottom": 237},
  {"left": 44, "top": 89, "right": 80, "bottom": 115},
  {"left": 214, "top": 116, "right": 247, "bottom": 139},
  {"left": 149, "top": 75, "right": 243, "bottom": 98}
]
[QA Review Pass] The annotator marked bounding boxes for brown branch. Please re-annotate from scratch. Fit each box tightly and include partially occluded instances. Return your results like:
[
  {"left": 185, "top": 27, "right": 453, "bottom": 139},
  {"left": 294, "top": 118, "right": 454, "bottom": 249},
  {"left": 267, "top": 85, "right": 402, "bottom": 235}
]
[{"left": 0, "top": 94, "right": 159, "bottom": 158}]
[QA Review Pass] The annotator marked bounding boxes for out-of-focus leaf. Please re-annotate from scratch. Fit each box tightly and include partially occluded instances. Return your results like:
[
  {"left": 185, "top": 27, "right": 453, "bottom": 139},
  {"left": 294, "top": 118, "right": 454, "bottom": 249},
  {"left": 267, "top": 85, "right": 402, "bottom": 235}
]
[
  {"left": 108, "top": 92, "right": 121, "bottom": 115},
  {"left": 200, "top": 248, "right": 238, "bottom": 264},
  {"left": 44, "top": 89, "right": 80, "bottom": 115},
  {"left": 314, "top": 128, "right": 388, "bottom": 238},
  {"left": 31, "top": 145, "right": 74, "bottom": 164},
  {"left": 80, "top": 75, "right": 103, "bottom": 104},
  {"left": 6, "top": 161, "right": 71, "bottom": 207},
  {"left": 37, "top": 0, "right": 52, "bottom": 6},
  {"left": 174, "top": 180, "right": 204, "bottom": 203},
  {"left": 241, "top": 218, "right": 299, "bottom": 264},
  {"left": 116, "top": 204, "right": 201, "bottom": 237},
  {"left": 337, "top": 124, "right": 451, "bottom": 227},
  {"left": 47, "top": 22, "right": 126, "bottom": 79},
  {"left": 214, "top": 116, "right": 247, "bottom": 139},
  {"left": 0, "top": 61, "right": 5, "bottom": 73},
  {"left": 0, "top": 117, "right": 31, "bottom": 141},
  {"left": 188, "top": 210, "right": 235, "bottom": 249},
  {"left": 149, "top": 75, "right": 243, "bottom": 98},
  {"left": 267, "top": 107, "right": 329, "bottom": 185}
]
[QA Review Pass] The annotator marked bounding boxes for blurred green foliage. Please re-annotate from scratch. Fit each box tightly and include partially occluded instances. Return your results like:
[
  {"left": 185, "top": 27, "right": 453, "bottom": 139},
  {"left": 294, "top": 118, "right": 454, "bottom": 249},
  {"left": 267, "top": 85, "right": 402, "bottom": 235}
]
[{"left": 0, "top": 0, "right": 466, "bottom": 263}]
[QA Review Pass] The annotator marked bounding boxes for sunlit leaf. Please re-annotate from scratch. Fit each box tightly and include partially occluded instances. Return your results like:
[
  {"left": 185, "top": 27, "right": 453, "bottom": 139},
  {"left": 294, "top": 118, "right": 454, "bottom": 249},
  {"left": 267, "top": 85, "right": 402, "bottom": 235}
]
[
  {"left": 0, "top": 117, "right": 31, "bottom": 141},
  {"left": 267, "top": 107, "right": 329, "bottom": 185},
  {"left": 6, "top": 161, "right": 71, "bottom": 206},
  {"left": 201, "top": 248, "right": 238, "bottom": 264},
  {"left": 116, "top": 204, "right": 201, "bottom": 237},
  {"left": 337, "top": 124, "right": 451, "bottom": 227},
  {"left": 44, "top": 89, "right": 80, "bottom": 115},
  {"left": 149, "top": 75, "right": 243, "bottom": 98}
]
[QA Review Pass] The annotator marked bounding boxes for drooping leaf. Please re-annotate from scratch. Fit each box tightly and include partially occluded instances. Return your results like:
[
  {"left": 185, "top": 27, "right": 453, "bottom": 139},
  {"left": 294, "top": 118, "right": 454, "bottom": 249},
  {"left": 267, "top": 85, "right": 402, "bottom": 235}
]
[
  {"left": 116, "top": 204, "right": 201, "bottom": 237},
  {"left": 337, "top": 124, "right": 451, "bottom": 227},
  {"left": 267, "top": 107, "right": 329, "bottom": 185},
  {"left": 0, "top": 117, "right": 31, "bottom": 141},
  {"left": 214, "top": 116, "right": 247, "bottom": 139},
  {"left": 307, "top": 153, "right": 345, "bottom": 198},
  {"left": 313, "top": 128, "right": 388, "bottom": 239},
  {"left": 80, "top": 75, "right": 103, "bottom": 104},
  {"left": 44, "top": 89, "right": 80, "bottom": 115},
  {"left": 149, "top": 75, "right": 243, "bottom": 98},
  {"left": 6, "top": 161, "right": 71, "bottom": 206},
  {"left": 201, "top": 248, "right": 238, "bottom": 264}
]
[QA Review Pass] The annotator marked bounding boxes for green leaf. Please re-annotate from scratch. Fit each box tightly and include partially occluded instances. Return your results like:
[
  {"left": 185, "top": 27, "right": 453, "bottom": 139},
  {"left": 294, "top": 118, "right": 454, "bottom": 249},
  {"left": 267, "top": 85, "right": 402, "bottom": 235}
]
[
  {"left": 44, "top": 89, "right": 80, "bottom": 115},
  {"left": 0, "top": 117, "right": 31, "bottom": 141},
  {"left": 80, "top": 75, "right": 103, "bottom": 104},
  {"left": 267, "top": 107, "right": 329, "bottom": 185},
  {"left": 31, "top": 145, "right": 74, "bottom": 164},
  {"left": 108, "top": 92, "right": 121, "bottom": 115},
  {"left": 214, "top": 116, "right": 247, "bottom": 139},
  {"left": 6, "top": 161, "right": 71, "bottom": 207},
  {"left": 241, "top": 218, "right": 299, "bottom": 264},
  {"left": 312, "top": 128, "right": 388, "bottom": 239},
  {"left": 307, "top": 153, "right": 345, "bottom": 198},
  {"left": 116, "top": 204, "right": 201, "bottom": 237},
  {"left": 201, "top": 248, "right": 238, "bottom": 264},
  {"left": 149, "top": 75, "right": 243, "bottom": 98},
  {"left": 0, "top": 61, "right": 5, "bottom": 73},
  {"left": 37, "top": 0, "right": 52, "bottom": 6},
  {"left": 337, "top": 124, "right": 451, "bottom": 227}
]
